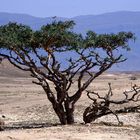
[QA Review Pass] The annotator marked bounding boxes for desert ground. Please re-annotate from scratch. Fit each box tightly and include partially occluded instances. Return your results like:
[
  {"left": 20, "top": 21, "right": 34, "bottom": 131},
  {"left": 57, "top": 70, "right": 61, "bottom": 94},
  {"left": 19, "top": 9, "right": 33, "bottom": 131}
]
[{"left": 0, "top": 60, "right": 140, "bottom": 140}]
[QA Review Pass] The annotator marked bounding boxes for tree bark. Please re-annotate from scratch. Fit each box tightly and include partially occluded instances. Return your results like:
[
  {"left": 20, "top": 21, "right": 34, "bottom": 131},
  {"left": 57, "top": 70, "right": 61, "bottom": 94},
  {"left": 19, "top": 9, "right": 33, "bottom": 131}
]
[
  {"left": 65, "top": 100, "right": 75, "bottom": 124},
  {"left": 53, "top": 103, "right": 67, "bottom": 125},
  {"left": 52, "top": 99, "right": 75, "bottom": 125}
]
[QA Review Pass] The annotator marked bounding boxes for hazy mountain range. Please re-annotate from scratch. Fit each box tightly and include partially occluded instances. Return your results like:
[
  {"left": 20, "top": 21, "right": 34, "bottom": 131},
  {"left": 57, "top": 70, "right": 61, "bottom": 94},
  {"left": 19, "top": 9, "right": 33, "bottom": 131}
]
[{"left": 0, "top": 11, "right": 140, "bottom": 71}]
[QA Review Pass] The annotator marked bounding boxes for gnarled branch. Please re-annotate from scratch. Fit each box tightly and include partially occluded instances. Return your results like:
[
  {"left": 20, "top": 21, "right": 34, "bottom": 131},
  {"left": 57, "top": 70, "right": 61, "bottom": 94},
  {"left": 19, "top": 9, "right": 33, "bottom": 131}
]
[{"left": 83, "top": 83, "right": 140, "bottom": 124}]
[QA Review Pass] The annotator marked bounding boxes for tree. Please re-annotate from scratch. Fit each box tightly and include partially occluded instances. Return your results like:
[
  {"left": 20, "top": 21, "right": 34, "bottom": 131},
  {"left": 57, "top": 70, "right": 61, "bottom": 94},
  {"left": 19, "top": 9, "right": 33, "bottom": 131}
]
[{"left": 0, "top": 21, "right": 135, "bottom": 125}]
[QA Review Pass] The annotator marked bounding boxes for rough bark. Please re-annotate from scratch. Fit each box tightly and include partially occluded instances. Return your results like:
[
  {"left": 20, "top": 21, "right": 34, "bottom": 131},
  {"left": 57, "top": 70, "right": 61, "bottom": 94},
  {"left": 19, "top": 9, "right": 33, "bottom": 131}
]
[
  {"left": 53, "top": 103, "right": 67, "bottom": 125},
  {"left": 52, "top": 100, "right": 75, "bottom": 125},
  {"left": 64, "top": 100, "right": 75, "bottom": 124}
]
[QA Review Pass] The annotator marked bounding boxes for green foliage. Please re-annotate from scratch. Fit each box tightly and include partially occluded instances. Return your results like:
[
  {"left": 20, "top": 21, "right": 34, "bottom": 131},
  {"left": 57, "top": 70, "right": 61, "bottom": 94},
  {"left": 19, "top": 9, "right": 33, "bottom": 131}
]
[
  {"left": 0, "top": 20, "right": 135, "bottom": 53},
  {"left": 0, "top": 22, "right": 32, "bottom": 51},
  {"left": 84, "top": 31, "right": 135, "bottom": 51},
  {"left": 32, "top": 20, "right": 83, "bottom": 51}
]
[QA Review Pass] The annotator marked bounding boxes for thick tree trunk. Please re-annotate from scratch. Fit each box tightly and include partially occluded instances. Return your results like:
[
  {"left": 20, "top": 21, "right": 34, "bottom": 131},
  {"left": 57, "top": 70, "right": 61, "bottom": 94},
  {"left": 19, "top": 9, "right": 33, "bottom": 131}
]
[
  {"left": 65, "top": 100, "right": 75, "bottom": 124},
  {"left": 53, "top": 103, "right": 67, "bottom": 125},
  {"left": 66, "top": 110, "right": 74, "bottom": 124},
  {"left": 52, "top": 101, "right": 75, "bottom": 125}
]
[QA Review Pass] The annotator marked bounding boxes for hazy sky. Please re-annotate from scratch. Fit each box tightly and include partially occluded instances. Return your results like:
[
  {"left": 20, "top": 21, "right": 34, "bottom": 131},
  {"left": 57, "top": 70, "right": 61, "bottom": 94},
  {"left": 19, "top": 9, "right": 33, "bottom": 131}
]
[{"left": 0, "top": 0, "right": 140, "bottom": 17}]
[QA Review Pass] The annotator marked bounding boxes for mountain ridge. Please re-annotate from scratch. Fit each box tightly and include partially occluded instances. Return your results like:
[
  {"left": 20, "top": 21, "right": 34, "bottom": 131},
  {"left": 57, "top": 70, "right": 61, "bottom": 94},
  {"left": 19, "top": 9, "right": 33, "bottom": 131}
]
[{"left": 0, "top": 11, "right": 140, "bottom": 71}]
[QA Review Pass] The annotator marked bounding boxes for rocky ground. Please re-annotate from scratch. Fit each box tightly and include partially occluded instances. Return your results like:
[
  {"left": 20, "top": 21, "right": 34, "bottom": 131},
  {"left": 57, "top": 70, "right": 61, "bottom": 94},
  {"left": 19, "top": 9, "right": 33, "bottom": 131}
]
[{"left": 0, "top": 60, "right": 140, "bottom": 140}]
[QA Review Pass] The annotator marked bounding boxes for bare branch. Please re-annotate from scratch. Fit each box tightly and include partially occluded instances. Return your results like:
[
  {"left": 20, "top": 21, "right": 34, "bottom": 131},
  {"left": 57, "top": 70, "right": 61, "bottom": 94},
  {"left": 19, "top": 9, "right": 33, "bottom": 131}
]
[
  {"left": 0, "top": 53, "right": 30, "bottom": 71},
  {"left": 84, "top": 84, "right": 140, "bottom": 124}
]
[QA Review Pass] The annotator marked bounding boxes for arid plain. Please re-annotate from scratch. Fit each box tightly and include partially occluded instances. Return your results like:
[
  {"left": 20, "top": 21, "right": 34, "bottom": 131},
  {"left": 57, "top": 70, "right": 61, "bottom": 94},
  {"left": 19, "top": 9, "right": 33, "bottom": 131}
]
[{"left": 0, "top": 59, "right": 140, "bottom": 140}]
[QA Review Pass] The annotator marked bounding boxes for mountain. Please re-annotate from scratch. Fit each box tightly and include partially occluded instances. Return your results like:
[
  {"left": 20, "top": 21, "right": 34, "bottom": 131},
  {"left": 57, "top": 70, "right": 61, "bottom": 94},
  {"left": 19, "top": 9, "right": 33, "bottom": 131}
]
[
  {"left": 72, "top": 11, "right": 140, "bottom": 33},
  {"left": 0, "top": 12, "right": 67, "bottom": 30},
  {"left": 0, "top": 11, "right": 140, "bottom": 71}
]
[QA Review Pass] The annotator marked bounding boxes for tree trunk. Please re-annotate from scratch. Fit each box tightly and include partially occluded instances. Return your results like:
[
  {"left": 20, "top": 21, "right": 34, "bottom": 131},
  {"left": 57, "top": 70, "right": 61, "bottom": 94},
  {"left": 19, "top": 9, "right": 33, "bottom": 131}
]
[
  {"left": 65, "top": 100, "right": 75, "bottom": 124},
  {"left": 53, "top": 103, "right": 67, "bottom": 125},
  {"left": 66, "top": 110, "right": 74, "bottom": 124},
  {"left": 52, "top": 101, "right": 75, "bottom": 125}
]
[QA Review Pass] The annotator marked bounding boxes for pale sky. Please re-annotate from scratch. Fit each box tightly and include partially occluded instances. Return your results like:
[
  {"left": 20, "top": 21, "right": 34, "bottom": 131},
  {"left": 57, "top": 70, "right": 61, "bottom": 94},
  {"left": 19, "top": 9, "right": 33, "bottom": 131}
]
[{"left": 0, "top": 0, "right": 140, "bottom": 18}]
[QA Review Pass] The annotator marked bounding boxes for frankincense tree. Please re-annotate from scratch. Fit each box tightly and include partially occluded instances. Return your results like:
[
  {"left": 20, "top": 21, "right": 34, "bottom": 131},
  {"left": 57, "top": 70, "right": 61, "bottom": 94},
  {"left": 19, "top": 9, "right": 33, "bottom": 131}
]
[{"left": 0, "top": 21, "right": 135, "bottom": 124}]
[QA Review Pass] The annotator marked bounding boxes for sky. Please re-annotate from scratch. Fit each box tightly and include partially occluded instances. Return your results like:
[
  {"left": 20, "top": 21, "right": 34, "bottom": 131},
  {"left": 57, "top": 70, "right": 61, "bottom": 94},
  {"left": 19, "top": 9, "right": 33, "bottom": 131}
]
[{"left": 0, "top": 0, "right": 140, "bottom": 18}]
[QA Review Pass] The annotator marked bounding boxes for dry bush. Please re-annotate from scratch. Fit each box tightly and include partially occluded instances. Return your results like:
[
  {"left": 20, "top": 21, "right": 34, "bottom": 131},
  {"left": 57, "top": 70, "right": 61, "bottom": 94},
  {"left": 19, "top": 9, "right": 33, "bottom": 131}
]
[{"left": 83, "top": 83, "right": 140, "bottom": 125}]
